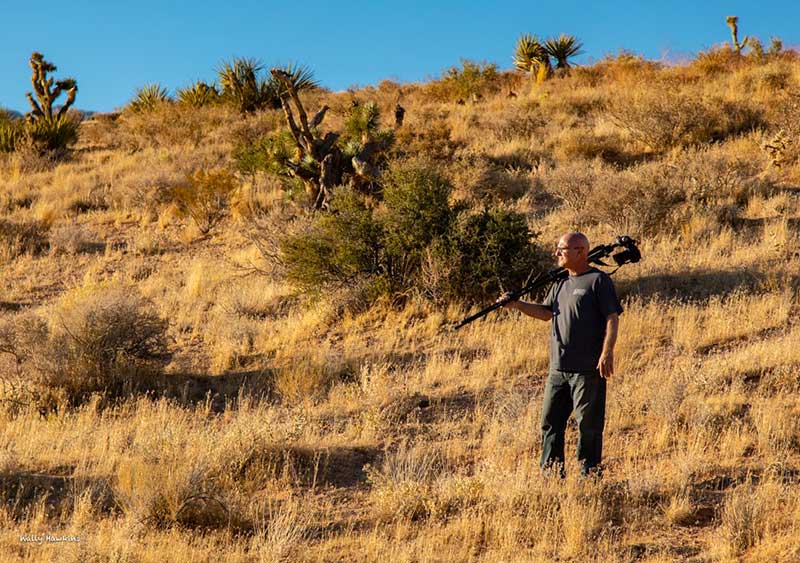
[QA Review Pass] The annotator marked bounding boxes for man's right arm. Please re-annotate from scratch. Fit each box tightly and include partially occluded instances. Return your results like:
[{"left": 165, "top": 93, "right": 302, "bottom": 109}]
[{"left": 505, "top": 300, "right": 553, "bottom": 321}]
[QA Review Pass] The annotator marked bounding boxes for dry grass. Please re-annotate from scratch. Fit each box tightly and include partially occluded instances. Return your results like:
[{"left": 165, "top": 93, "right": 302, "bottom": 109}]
[{"left": 0, "top": 51, "right": 798, "bottom": 561}]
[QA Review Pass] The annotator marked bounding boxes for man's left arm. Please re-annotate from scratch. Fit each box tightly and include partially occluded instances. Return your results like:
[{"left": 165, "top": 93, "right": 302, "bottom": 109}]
[{"left": 597, "top": 313, "right": 619, "bottom": 379}]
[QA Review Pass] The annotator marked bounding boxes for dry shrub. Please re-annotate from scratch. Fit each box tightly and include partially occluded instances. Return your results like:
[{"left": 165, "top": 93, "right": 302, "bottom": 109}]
[
  {"left": 248, "top": 499, "right": 311, "bottom": 561},
  {"left": 393, "top": 111, "right": 462, "bottom": 161},
  {"left": 482, "top": 104, "right": 545, "bottom": 142},
  {"left": 608, "top": 87, "right": 763, "bottom": 151},
  {"left": 752, "top": 60, "right": 795, "bottom": 94},
  {"left": 0, "top": 284, "right": 168, "bottom": 408},
  {"left": 114, "top": 455, "right": 229, "bottom": 529},
  {"left": 750, "top": 399, "right": 799, "bottom": 456},
  {"left": 540, "top": 147, "right": 774, "bottom": 236},
  {"left": 552, "top": 127, "right": 628, "bottom": 165},
  {"left": 539, "top": 89, "right": 607, "bottom": 123},
  {"left": 366, "top": 443, "right": 443, "bottom": 522},
  {"left": 272, "top": 346, "right": 357, "bottom": 404},
  {"left": 48, "top": 223, "right": 95, "bottom": 255},
  {"left": 0, "top": 218, "right": 50, "bottom": 261},
  {"left": 690, "top": 44, "right": 746, "bottom": 76},
  {"left": 662, "top": 491, "right": 694, "bottom": 526},
  {"left": 572, "top": 50, "right": 661, "bottom": 86},
  {"left": 117, "top": 104, "right": 234, "bottom": 150},
  {"left": 715, "top": 481, "right": 769, "bottom": 557},
  {"left": 169, "top": 168, "right": 239, "bottom": 235}
]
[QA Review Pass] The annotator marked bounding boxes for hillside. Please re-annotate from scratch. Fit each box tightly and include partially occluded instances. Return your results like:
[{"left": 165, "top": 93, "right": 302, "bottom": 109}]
[{"left": 0, "top": 48, "right": 799, "bottom": 562}]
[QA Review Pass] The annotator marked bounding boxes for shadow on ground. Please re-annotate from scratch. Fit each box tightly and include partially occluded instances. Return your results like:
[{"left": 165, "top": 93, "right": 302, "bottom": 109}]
[
  {"left": 0, "top": 467, "right": 116, "bottom": 521},
  {"left": 618, "top": 267, "right": 771, "bottom": 302}
]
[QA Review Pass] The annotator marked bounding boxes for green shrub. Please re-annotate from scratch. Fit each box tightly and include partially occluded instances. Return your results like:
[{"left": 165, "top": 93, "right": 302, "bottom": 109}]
[
  {"left": 282, "top": 188, "right": 384, "bottom": 291},
  {"left": 281, "top": 161, "right": 546, "bottom": 305},
  {"left": 234, "top": 129, "right": 297, "bottom": 179},
  {"left": 426, "top": 59, "right": 501, "bottom": 102},
  {"left": 429, "top": 207, "right": 545, "bottom": 303},
  {"left": 170, "top": 169, "right": 239, "bottom": 234},
  {"left": 382, "top": 162, "right": 452, "bottom": 255}
]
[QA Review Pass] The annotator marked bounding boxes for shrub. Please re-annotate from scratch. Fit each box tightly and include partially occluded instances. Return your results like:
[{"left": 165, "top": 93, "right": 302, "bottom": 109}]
[
  {"left": 282, "top": 188, "right": 384, "bottom": 292},
  {"left": 281, "top": 161, "right": 546, "bottom": 305},
  {"left": 426, "top": 59, "right": 501, "bottom": 102},
  {"left": 382, "top": 162, "right": 452, "bottom": 255},
  {"left": 428, "top": 207, "right": 545, "bottom": 303},
  {"left": 608, "top": 88, "right": 763, "bottom": 151},
  {"left": 584, "top": 162, "right": 687, "bottom": 237},
  {"left": 0, "top": 218, "right": 50, "bottom": 261},
  {"left": 0, "top": 285, "right": 168, "bottom": 408},
  {"left": 543, "top": 149, "right": 774, "bottom": 237},
  {"left": 118, "top": 103, "right": 232, "bottom": 149},
  {"left": 169, "top": 169, "right": 239, "bottom": 235}
]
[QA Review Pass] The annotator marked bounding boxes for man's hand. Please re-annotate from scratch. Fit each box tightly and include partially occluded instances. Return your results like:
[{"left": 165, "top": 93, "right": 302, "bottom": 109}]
[
  {"left": 597, "top": 352, "right": 614, "bottom": 379},
  {"left": 496, "top": 291, "right": 518, "bottom": 309}
]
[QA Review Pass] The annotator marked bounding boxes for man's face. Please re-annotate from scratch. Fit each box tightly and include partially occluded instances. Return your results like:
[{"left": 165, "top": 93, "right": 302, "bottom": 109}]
[{"left": 554, "top": 236, "right": 586, "bottom": 269}]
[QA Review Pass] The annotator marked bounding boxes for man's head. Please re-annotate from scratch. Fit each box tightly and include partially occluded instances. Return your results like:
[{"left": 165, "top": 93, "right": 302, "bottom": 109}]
[{"left": 555, "top": 232, "right": 590, "bottom": 272}]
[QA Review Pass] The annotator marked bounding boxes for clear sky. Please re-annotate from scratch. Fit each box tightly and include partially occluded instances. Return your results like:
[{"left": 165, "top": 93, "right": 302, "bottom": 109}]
[{"left": 2, "top": 0, "right": 798, "bottom": 113}]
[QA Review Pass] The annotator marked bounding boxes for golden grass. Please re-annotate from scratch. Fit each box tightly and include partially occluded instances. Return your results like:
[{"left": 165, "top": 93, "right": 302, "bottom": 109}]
[{"left": 0, "top": 53, "right": 798, "bottom": 561}]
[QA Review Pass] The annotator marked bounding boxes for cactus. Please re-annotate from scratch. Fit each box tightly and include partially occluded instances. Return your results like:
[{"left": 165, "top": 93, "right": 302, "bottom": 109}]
[
  {"left": 726, "top": 16, "right": 750, "bottom": 55},
  {"left": 25, "top": 52, "right": 77, "bottom": 123}
]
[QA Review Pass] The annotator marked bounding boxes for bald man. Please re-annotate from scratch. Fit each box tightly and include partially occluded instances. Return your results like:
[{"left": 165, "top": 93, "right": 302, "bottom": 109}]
[{"left": 502, "top": 232, "right": 623, "bottom": 476}]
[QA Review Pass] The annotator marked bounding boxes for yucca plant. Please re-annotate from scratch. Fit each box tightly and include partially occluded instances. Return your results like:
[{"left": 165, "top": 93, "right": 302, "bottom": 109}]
[
  {"left": 544, "top": 34, "right": 584, "bottom": 70},
  {"left": 177, "top": 81, "right": 219, "bottom": 107},
  {"left": 129, "top": 83, "right": 172, "bottom": 113},
  {"left": 25, "top": 113, "right": 80, "bottom": 153},
  {"left": 0, "top": 121, "right": 23, "bottom": 153},
  {"left": 218, "top": 57, "right": 280, "bottom": 114},
  {"left": 0, "top": 112, "right": 23, "bottom": 153},
  {"left": 513, "top": 34, "right": 551, "bottom": 82}
]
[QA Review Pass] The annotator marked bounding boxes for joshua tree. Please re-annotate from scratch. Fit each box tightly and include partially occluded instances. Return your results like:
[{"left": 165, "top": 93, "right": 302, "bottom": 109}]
[
  {"left": 544, "top": 34, "right": 583, "bottom": 70},
  {"left": 269, "top": 68, "right": 393, "bottom": 208},
  {"left": 726, "top": 16, "right": 750, "bottom": 55},
  {"left": 25, "top": 52, "right": 77, "bottom": 122},
  {"left": 513, "top": 34, "right": 551, "bottom": 82},
  {"left": 218, "top": 58, "right": 318, "bottom": 114}
]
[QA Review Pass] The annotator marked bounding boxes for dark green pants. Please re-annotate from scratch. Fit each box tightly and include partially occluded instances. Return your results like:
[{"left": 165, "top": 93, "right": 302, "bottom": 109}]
[{"left": 540, "top": 369, "right": 606, "bottom": 476}]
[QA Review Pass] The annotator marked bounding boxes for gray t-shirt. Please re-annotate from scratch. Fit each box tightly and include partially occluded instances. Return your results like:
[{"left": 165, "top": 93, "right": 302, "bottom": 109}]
[{"left": 541, "top": 267, "right": 623, "bottom": 372}]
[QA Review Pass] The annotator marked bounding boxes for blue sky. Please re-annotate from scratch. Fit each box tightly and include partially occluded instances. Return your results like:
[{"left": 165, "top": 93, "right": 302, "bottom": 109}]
[{"left": 2, "top": 0, "right": 798, "bottom": 113}]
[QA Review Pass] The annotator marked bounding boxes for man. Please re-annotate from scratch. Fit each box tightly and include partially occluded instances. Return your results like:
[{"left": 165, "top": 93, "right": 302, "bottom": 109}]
[{"left": 501, "top": 232, "right": 623, "bottom": 476}]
